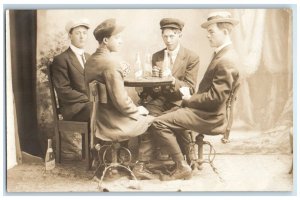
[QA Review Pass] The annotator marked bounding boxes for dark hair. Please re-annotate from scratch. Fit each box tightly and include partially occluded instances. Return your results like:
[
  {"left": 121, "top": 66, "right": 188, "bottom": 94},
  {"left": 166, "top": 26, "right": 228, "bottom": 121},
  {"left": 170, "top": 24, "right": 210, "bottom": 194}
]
[{"left": 216, "top": 22, "right": 233, "bottom": 33}]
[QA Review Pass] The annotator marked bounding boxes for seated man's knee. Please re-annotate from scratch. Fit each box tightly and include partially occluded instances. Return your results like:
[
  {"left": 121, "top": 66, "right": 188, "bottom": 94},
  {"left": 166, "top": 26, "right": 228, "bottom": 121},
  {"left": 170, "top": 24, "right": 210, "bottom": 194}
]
[{"left": 149, "top": 119, "right": 165, "bottom": 133}]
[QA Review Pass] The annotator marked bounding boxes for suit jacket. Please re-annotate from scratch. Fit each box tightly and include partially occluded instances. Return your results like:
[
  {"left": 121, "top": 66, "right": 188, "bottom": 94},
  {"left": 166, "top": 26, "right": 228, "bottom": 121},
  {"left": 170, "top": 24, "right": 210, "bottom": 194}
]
[
  {"left": 182, "top": 44, "right": 240, "bottom": 133},
  {"left": 85, "top": 47, "right": 152, "bottom": 141},
  {"left": 144, "top": 46, "right": 200, "bottom": 106},
  {"left": 51, "top": 47, "right": 90, "bottom": 120}
]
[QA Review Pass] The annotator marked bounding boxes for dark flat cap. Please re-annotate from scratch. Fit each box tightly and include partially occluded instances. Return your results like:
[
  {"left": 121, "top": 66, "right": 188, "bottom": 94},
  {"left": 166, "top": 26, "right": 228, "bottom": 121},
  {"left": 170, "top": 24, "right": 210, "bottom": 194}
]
[
  {"left": 160, "top": 18, "right": 184, "bottom": 30},
  {"left": 93, "top": 18, "right": 124, "bottom": 42}
]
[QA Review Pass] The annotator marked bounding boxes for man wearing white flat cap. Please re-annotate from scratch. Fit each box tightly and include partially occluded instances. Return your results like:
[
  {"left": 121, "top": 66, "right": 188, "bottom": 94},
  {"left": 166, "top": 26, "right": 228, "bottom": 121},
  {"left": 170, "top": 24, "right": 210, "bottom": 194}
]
[
  {"left": 51, "top": 18, "right": 91, "bottom": 122},
  {"left": 150, "top": 11, "right": 240, "bottom": 180}
]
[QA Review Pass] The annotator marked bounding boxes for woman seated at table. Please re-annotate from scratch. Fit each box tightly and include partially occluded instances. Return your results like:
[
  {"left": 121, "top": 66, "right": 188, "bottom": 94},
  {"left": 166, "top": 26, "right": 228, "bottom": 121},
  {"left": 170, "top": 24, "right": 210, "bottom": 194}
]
[{"left": 85, "top": 18, "right": 153, "bottom": 143}]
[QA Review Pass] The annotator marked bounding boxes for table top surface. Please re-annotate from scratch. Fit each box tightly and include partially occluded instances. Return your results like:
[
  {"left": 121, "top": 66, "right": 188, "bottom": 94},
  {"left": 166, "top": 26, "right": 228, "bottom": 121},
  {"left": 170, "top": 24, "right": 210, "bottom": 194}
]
[{"left": 124, "top": 76, "right": 173, "bottom": 87}]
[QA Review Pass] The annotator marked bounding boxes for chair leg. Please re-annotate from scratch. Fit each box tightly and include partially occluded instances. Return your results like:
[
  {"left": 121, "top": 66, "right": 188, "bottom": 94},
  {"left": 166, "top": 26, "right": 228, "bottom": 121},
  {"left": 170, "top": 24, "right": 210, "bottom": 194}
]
[
  {"left": 81, "top": 132, "right": 90, "bottom": 170},
  {"left": 196, "top": 135, "right": 204, "bottom": 161},
  {"left": 97, "top": 163, "right": 139, "bottom": 190},
  {"left": 196, "top": 134, "right": 204, "bottom": 170},
  {"left": 55, "top": 130, "right": 61, "bottom": 163},
  {"left": 85, "top": 132, "right": 90, "bottom": 170},
  {"left": 82, "top": 133, "right": 86, "bottom": 159},
  {"left": 96, "top": 143, "right": 139, "bottom": 190}
]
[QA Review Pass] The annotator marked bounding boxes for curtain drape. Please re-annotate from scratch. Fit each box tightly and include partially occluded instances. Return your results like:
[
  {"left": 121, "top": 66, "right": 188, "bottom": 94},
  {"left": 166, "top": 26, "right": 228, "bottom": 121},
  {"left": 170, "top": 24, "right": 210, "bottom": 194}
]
[
  {"left": 9, "top": 10, "right": 42, "bottom": 156},
  {"left": 232, "top": 9, "right": 292, "bottom": 131}
]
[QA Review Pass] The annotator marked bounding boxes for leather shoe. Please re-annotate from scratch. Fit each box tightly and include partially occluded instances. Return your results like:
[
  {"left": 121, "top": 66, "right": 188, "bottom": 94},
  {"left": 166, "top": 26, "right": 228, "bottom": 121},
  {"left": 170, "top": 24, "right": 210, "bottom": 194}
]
[
  {"left": 132, "top": 162, "right": 159, "bottom": 180},
  {"left": 170, "top": 160, "right": 192, "bottom": 180}
]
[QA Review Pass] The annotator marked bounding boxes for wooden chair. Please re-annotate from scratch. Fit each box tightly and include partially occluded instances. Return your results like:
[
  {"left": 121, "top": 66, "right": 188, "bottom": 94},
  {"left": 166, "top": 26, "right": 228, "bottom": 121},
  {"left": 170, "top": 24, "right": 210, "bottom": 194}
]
[
  {"left": 190, "top": 83, "right": 240, "bottom": 170},
  {"left": 47, "top": 65, "right": 91, "bottom": 170}
]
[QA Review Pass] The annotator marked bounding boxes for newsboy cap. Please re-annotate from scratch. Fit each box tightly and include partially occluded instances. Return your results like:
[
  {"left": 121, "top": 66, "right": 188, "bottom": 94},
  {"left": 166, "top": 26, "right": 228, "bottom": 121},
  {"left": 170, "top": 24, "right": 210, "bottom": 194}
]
[
  {"left": 160, "top": 18, "right": 184, "bottom": 30},
  {"left": 93, "top": 18, "right": 124, "bottom": 42},
  {"left": 201, "top": 11, "right": 239, "bottom": 28},
  {"left": 65, "top": 18, "right": 90, "bottom": 33}
]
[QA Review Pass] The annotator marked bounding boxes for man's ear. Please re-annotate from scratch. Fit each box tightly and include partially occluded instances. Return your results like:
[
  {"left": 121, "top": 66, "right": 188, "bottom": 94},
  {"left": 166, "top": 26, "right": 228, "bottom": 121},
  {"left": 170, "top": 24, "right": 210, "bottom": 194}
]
[{"left": 103, "top": 37, "right": 108, "bottom": 44}]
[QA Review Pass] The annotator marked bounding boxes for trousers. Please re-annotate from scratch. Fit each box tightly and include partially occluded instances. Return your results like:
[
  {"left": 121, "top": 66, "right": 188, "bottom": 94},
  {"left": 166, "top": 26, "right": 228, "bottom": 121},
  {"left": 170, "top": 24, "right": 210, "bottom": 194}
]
[
  {"left": 137, "top": 97, "right": 192, "bottom": 162},
  {"left": 150, "top": 107, "right": 199, "bottom": 161}
]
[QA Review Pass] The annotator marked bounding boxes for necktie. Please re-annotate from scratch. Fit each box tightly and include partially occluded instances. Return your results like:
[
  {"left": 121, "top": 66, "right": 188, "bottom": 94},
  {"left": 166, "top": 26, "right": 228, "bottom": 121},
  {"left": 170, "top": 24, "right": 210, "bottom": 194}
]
[
  {"left": 81, "top": 53, "right": 86, "bottom": 68},
  {"left": 168, "top": 52, "right": 174, "bottom": 69}
]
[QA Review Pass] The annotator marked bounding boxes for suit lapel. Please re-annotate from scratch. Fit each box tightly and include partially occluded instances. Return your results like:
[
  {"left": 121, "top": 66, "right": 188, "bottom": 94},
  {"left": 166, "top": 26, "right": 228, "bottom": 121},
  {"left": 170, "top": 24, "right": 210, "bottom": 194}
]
[
  {"left": 206, "top": 55, "right": 218, "bottom": 71},
  {"left": 207, "top": 45, "right": 232, "bottom": 71},
  {"left": 198, "top": 45, "right": 233, "bottom": 92},
  {"left": 67, "top": 48, "right": 84, "bottom": 75},
  {"left": 215, "top": 44, "right": 231, "bottom": 60},
  {"left": 172, "top": 46, "right": 185, "bottom": 75}
]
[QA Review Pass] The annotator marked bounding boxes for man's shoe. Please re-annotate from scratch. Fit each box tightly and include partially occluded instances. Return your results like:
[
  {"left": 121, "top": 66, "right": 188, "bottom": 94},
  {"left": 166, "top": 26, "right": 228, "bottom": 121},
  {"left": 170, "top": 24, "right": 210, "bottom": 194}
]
[
  {"left": 170, "top": 160, "right": 192, "bottom": 180},
  {"left": 156, "top": 148, "right": 172, "bottom": 161},
  {"left": 132, "top": 162, "right": 159, "bottom": 180}
]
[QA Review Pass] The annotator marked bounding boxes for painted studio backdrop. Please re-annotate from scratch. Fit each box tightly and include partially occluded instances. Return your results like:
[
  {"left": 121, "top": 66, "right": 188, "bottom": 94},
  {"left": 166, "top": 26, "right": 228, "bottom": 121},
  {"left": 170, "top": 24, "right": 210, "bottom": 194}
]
[
  {"left": 37, "top": 9, "right": 293, "bottom": 156},
  {"left": 22, "top": 9, "right": 293, "bottom": 160}
]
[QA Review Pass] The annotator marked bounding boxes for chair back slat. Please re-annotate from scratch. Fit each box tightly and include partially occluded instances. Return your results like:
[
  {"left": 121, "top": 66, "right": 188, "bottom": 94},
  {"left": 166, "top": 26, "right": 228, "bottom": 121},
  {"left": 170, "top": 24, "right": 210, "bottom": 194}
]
[
  {"left": 89, "top": 80, "right": 107, "bottom": 103},
  {"left": 47, "top": 64, "right": 61, "bottom": 121},
  {"left": 223, "top": 82, "right": 240, "bottom": 141},
  {"left": 88, "top": 80, "right": 108, "bottom": 148}
]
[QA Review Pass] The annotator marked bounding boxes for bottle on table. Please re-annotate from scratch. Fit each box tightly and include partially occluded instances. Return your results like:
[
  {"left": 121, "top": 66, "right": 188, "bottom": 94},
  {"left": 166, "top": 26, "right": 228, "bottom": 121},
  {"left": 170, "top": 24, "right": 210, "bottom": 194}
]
[
  {"left": 134, "top": 52, "right": 143, "bottom": 79},
  {"left": 161, "top": 50, "right": 171, "bottom": 77},
  {"left": 143, "top": 53, "right": 152, "bottom": 78}
]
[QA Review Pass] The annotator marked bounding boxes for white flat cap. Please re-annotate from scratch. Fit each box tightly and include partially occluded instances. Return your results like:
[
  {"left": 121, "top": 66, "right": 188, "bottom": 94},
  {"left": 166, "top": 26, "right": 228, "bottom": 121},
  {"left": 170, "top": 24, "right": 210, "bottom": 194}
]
[{"left": 65, "top": 18, "right": 90, "bottom": 33}]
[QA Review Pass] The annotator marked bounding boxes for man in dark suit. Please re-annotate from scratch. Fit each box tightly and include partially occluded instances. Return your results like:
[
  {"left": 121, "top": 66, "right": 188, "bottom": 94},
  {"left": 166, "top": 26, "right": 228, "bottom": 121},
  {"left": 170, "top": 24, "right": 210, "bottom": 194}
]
[
  {"left": 50, "top": 19, "right": 91, "bottom": 160},
  {"left": 150, "top": 11, "right": 240, "bottom": 180},
  {"left": 51, "top": 19, "right": 91, "bottom": 122},
  {"left": 133, "top": 18, "right": 200, "bottom": 179}
]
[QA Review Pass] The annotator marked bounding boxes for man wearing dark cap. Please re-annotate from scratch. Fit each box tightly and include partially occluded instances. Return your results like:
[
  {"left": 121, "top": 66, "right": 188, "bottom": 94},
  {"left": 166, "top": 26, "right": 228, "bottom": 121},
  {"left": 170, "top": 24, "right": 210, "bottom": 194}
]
[
  {"left": 150, "top": 11, "right": 240, "bottom": 180},
  {"left": 50, "top": 19, "right": 92, "bottom": 160},
  {"left": 135, "top": 18, "right": 200, "bottom": 175},
  {"left": 85, "top": 19, "right": 156, "bottom": 179}
]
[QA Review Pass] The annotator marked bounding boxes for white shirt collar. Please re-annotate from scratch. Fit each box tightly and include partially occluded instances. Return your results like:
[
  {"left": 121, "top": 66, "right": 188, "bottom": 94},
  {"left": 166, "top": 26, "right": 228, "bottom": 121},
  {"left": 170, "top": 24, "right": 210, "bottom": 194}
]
[
  {"left": 70, "top": 44, "right": 86, "bottom": 68},
  {"left": 70, "top": 44, "right": 85, "bottom": 55},
  {"left": 215, "top": 41, "right": 232, "bottom": 54}
]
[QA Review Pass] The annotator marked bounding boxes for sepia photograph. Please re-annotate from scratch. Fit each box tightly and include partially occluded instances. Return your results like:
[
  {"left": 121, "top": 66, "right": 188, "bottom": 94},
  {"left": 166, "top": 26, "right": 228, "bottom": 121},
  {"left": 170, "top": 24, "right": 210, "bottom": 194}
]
[{"left": 5, "top": 5, "right": 295, "bottom": 193}]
